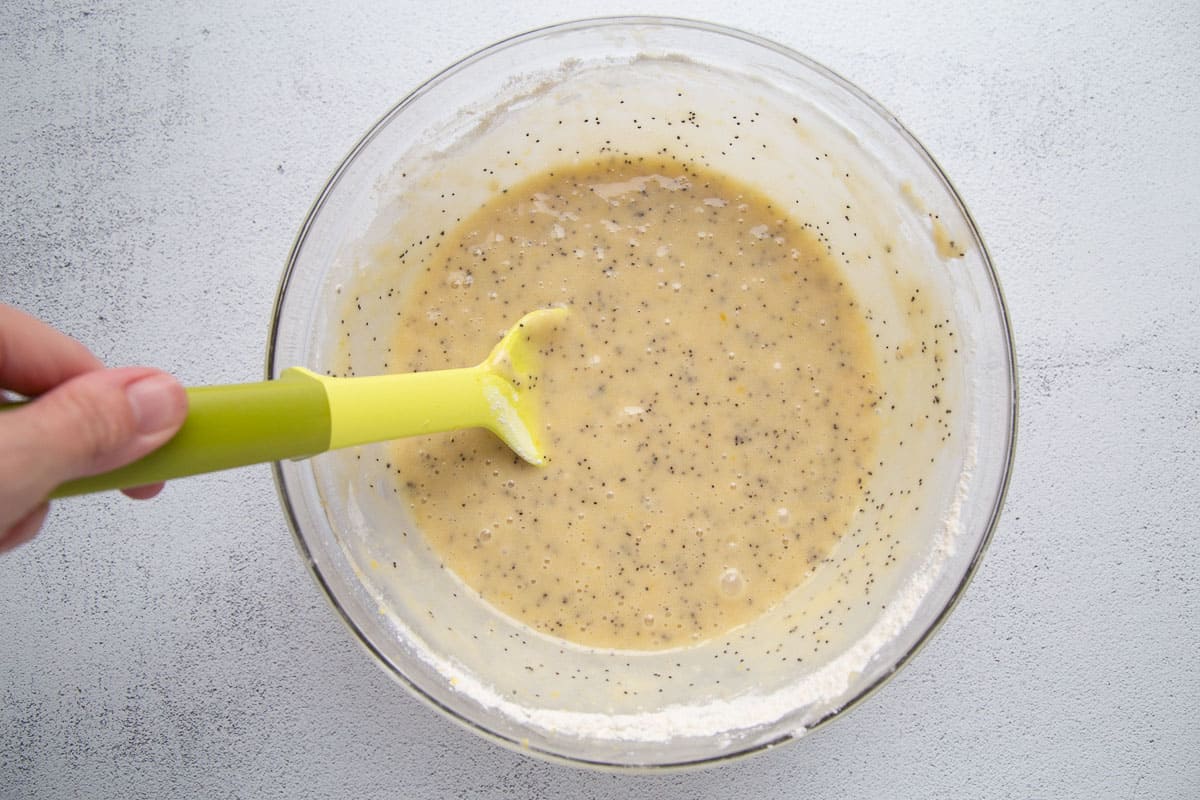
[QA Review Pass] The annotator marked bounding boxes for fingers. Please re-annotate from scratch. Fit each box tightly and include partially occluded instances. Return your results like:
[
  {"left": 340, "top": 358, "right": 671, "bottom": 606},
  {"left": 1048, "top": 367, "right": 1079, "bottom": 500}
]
[
  {"left": 0, "top": 304, "right": 104, "bottom": 396},
  {"left": 0, "top": 367, "right": 188, "bottom": 541},
  {"left": 14, "top": 367, "right": 187, "bottom": 481},
  {"left": 0, "top": 503, "right": 49, "bottom": 554},
  {"left": 121, "top": 482, "right": 166, "bottom": 500},
  {"left": 0, "top": 305, "right": 190, "bottom": 552}
]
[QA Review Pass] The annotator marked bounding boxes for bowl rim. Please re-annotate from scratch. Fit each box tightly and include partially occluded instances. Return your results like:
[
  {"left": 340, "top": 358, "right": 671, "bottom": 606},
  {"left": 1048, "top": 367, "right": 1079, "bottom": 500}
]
[{"left": 266, "top": 14, "right": 1019, "bottom": 771}]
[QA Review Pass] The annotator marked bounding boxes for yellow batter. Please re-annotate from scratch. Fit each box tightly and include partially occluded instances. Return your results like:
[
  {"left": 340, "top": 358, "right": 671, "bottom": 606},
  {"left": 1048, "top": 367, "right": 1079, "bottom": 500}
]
[{"left": 386, "top": 156, "right": 881, "bottom": 650}]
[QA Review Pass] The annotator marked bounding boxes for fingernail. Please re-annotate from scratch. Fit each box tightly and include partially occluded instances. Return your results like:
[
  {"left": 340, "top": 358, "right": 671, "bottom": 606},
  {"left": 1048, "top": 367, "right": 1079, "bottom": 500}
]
[{"left": 125, "top": 374, "right": 182, "bottom": 434}]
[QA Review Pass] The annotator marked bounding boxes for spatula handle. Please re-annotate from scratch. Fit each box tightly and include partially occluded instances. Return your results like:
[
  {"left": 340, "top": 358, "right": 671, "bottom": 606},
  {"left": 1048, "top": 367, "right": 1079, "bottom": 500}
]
[{"left": 49, "top": 367, "right": 331, "bottom": 498}]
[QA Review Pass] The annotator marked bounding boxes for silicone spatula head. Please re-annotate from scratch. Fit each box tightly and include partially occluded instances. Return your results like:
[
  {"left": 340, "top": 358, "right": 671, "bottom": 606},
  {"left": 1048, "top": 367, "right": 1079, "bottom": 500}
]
[{"left": 476, "top": 306, "right": 569, "bottom": 464}]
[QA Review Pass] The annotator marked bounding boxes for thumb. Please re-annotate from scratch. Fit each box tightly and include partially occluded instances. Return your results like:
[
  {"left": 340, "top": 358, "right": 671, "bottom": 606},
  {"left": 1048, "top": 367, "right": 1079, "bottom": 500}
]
[{"left": 0, "top": 367, "right": 188, "bottom": 504}]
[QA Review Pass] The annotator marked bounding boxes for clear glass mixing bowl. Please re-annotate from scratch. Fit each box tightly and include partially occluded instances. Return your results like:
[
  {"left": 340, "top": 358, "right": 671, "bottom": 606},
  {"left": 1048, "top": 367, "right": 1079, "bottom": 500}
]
[{"left": 268, "top": 17, "right": 1016, "bottom": 769}]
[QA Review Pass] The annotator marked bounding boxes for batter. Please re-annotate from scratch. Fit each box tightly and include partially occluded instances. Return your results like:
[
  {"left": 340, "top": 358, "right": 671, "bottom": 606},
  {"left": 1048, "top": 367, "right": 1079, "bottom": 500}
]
[{"left": 386, "top": 155, "right": 881, "bottom": 650}]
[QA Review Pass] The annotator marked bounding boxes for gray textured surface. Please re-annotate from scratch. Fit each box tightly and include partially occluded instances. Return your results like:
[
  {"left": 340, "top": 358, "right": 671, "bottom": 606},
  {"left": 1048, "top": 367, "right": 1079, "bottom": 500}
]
[{"left": 2, "top": 1, "right": 1197, "bottom": 797}]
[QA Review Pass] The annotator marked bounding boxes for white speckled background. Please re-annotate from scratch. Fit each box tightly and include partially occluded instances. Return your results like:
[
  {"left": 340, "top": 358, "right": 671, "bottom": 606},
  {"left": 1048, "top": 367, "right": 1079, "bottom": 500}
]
[{"left": 1, "top": 1, "right": 1196, "bottom": 797}]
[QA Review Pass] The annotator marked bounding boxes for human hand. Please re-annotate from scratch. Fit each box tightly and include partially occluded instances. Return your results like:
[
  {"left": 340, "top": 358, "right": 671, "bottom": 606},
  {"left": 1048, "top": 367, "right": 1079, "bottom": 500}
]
[{"left": 0, "top": 304, "right": 187, "bottom": 553}]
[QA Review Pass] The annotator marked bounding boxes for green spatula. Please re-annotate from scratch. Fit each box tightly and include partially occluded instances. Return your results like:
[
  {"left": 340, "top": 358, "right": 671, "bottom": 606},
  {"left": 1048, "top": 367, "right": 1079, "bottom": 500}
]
[{"left": 49, "top": 307, "right": 567, "bottom": 498}]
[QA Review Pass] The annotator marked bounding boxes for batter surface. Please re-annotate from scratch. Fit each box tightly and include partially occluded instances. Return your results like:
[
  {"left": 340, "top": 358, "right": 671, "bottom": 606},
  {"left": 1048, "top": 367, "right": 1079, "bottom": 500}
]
[{"left": 386, "top": 156, "right": 880, "bottom": 649}]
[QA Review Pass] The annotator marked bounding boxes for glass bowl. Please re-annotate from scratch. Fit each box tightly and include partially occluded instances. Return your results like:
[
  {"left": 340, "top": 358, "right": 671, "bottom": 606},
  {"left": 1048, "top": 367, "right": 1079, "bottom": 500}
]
[{"left": 268, "top": 17, "right": 1016, "bottom": 769}]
